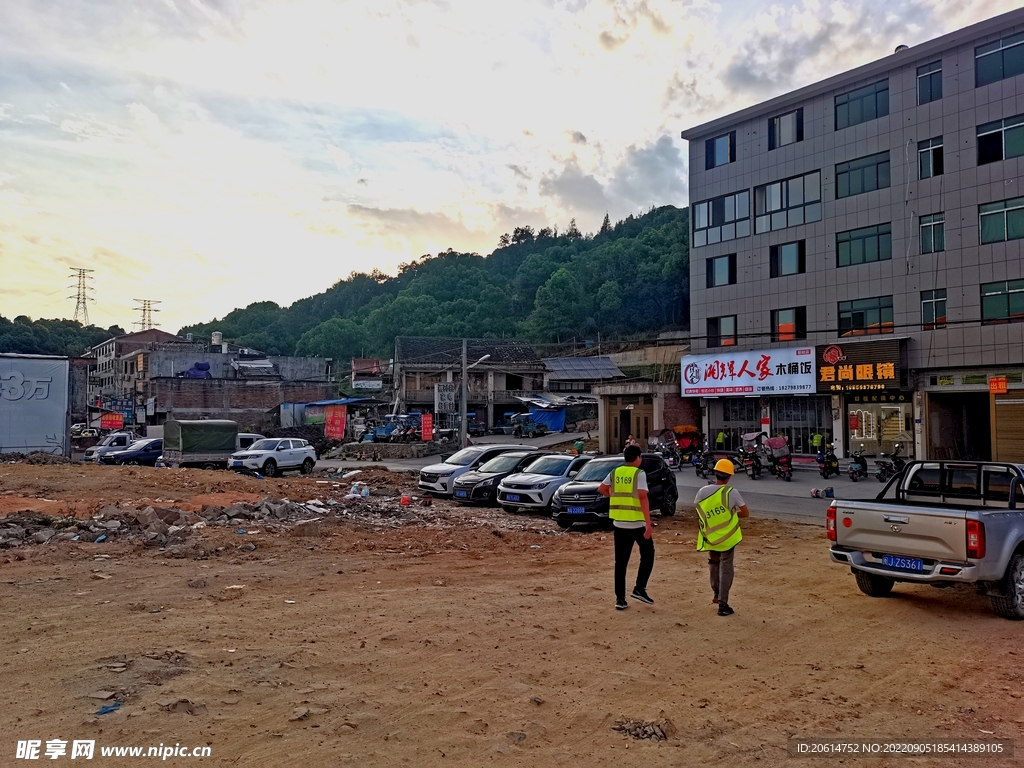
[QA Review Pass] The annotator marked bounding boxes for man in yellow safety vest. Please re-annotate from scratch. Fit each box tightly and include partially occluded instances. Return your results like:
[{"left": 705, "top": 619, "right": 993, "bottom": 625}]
[
  {"left": 598, "top": 444, "right": 654, "bottom": 610},
  {"left": 693, "top": 458, "right": 749, "bottom": 616}
]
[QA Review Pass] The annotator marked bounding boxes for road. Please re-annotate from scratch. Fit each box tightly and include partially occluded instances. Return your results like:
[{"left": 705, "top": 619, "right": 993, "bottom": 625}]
[{"left": 321, "top": 433, "right": 887, "bottom": 525}]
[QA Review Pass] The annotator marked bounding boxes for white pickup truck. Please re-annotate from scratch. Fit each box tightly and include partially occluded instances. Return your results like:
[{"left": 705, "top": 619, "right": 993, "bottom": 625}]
[{"left": 828, "top": 460, "right": 1024, "bottom": 620}]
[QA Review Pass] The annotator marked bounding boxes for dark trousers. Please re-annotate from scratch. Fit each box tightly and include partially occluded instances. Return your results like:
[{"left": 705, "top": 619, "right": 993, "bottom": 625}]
[
  {"left": 613, "top": 526, "right": 654, "bottom": 602},
  {"left": 708, "top": 547, "right": 736, "bottom": 604}
]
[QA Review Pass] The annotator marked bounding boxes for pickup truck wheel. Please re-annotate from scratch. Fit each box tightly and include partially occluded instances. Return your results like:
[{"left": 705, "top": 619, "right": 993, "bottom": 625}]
[
  {"left": 854, "top": 571, "right": 895, "bottom": 597},
  {"left": 990, "top": 554, "right": 1024, "bottom": 620},
  {"left": 300, "top": 458, "right": 314, "bottom": 475},
  {"left": 263, "top": 459, "right": 277, "bottom": 478},
  {"left": 201, "top": 463, "right": 217, "bottom": 471}
]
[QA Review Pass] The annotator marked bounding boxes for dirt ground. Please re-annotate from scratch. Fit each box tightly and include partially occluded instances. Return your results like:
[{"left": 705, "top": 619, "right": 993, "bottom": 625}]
[{"left": 1, "top": 462, "right": 1023, "bottom": 766}]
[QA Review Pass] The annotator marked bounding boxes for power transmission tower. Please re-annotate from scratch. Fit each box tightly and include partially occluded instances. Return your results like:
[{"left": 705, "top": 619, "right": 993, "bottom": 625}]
[
  {"left": 133, "top": 299, "right": 161, "bottom": 330},
  {"left": 68, "top": 268, "right": 95, "bottom": 325}
]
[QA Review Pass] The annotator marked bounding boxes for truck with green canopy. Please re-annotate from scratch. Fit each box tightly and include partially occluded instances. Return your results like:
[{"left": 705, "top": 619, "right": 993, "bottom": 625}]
[{"left": 162, "top": 420, "right": 240, "bottom": 470}]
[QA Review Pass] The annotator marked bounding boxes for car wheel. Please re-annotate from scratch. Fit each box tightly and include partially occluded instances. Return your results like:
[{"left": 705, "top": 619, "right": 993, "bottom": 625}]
[
  {"left": 501, "top": 504, "right": 518, "bottom": 513},
  {"left": 556, "top": 521, "right": 572, "bottom": 529},
  {"left": 263, "top": 459, "right": 277, "bottom": 478},
  {"left": 201, "top": 463, "right": 218, "bottom": 471},
  {"left": 301, "top": 458, "right": 314, "bottom": 475},
  {"left": 661, "top": 495, "right": 677, "bottom": 516},
  {"left": 854, "top": 571, "right": 895, "bottom": 597},
  {"left": 990, "top": 554, "right": 1024, "bottom": 620}
]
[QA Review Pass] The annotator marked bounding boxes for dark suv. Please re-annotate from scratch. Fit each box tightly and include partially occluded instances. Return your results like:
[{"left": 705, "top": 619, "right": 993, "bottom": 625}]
[
  {"left": 451, "top": 450, "right": 552, "bottom": 505},
  {"left": 550, "top": 453, "right": 678, "bottom": 529}
]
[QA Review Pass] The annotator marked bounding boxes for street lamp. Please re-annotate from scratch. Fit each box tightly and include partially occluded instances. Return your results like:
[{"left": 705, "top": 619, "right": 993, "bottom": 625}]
[{"left": 460, "top": 340, "right": 491, "bottom": 448}]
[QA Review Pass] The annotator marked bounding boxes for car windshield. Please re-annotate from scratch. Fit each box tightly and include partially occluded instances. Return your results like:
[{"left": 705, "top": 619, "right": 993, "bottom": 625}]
[
  {"left": 127, "top": 440, "right": 151, "bottom": 449},
  {"left": 523, "top": 456, "right": 573, "bottom": 476},
  {"left": 573, "top": 459, "right": 624, "bottom": 482},
  {"left": 98, "top": 435, "right": 120, "bottom": 446},
  {"left": 478, "top": 453, "right": 529, "bottom": 473},
  {"left": 443, "top": 448, "right": 482, "bottom": 466},
  {"left": 248, "top": 439, "right": 280, "bottom": 451}
]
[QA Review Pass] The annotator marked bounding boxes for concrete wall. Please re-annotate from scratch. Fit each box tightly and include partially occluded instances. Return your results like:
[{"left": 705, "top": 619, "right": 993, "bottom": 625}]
[
  {"left": 144, "top": 352, "right": 328, "bottom": 381},
  {"left": 687, "top": 11, "right": 1024, "bottom": 371}
]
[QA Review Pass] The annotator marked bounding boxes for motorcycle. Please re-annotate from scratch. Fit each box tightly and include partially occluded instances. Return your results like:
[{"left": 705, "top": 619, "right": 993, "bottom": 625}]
[
  {"left": 764, "top": 436, "right": 792, "bottom": 482},
  {"left": 693, "top": 442, "right": 715, "bottom": 479},
  {"left": 817, "top": 443, "right": 840, "bottom": 479},
  {"left": 875, "top": 443, "right": 907, "bottom": 483},
  {"left": 740, "top": 432, "right": 765, "bottom": 479},
  {"left": 848, "top": 444, "right": 869, "bottom": 481}
]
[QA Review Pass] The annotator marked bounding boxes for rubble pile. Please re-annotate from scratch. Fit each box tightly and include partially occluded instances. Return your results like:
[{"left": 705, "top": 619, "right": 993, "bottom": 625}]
[
  {"left": 612, "top": 715, "right": 677, "bottom": 742},
  {"left": 2, "top": 451, "right": 76, "bottom": 466}
]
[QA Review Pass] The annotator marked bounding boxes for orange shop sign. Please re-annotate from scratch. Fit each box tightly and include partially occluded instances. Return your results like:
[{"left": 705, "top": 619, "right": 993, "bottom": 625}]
[
  {"left": 815, "top": 341, "right": 901, "bottom": 393},
  {"left": 989, "top": 376, "right": 1008, "bottom": 394}
]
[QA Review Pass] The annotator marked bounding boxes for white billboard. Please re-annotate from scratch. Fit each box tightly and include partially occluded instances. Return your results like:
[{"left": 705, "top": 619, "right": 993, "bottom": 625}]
[
  {"left": 434, "top": 382, "right": 458, "bottom": 414},
  {"left": 352, "top": 379, "right": 383, "bottom": 390},
  {"left": 0, "top": 355, "right": 70, "bottom": 455},
  {"left": 681, "top": 347, "right": 816, "bottom": 397}
]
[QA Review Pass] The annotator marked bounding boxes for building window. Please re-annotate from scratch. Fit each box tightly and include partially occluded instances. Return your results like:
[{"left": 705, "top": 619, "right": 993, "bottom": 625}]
[
  {"left": 977, "top": 114, "right": 1024, "bottom": 165},
  {"left": 769, "top": 241, "right": 805, "bottom": 277},
  {"left": 707, "top": 315, "right": 737, "bottom": 348},
  {"left": 768, "top": 108, "right": 803, "bottom": 150},
  {"left": 835, "top": 80, "right": 889, "bottom": 130},
  {"left": 705, "top": 131, "right": 736, "bottom": 170},
  {"left": 920, "top": 213, "right": 944, "bottom": 253},
  {"left": 976, "top": 32, "right": 1024, "bottom": 88},
  {"left": 981, "top": 280, "right": 1024, "bottom": 325},
  {"left": 692, "top": 190, "right": 750, "bottom": 247},
  {"left": 838, "top": 296, "right": 893, "bottom": 337},
  {"left": 918, "top": 137, "right": 943, "bottom": 178},
  {"left": 921, "top": 289, "right": 947, "bottom": 330},
  {"left": 836, "top": 151, "right": 890, "bottom": 199},
  {"left": 836, "top": 224, "right": 892, "bottom": 267},
  {"left": 753, "top": 170, "right": 821, "bottom": 233},
  {"left": 706, "top": 254, "right": 736, "bottom": 288},
  {"left": 917, "top": 61, "right": 942, "bottom": 104},
  {"left": 980, "top": 196, "right": 1024, "bottom": 244},
  {"left": 771, "top": 307, "right": 807, "bottom": 342}
]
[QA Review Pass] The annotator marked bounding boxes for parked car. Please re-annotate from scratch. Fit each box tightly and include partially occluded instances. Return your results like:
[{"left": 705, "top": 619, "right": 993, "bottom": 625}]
[
  {"left": 99, "top": 438, "right": 163, "bottom": 466},
  {"left": 451, "top": 450, "right": 552, "bottom": 506},
  {"left": 418, "top": 444, "right": 526, "bottom": 496},
  {"left": 828, "top": 460, "right": 1024, "bottom": 619},
  {"left": 497, "top": 453, "right": 592, "bottom": 513},
  {"left": 229, "top": 438, "right": 317, "bottom": 477},
  {"left": 83, "top": 432, "right": 133, "bottom": 462},
  {"left": 551, "top": 453, "right": 679, "bottom": 529}
]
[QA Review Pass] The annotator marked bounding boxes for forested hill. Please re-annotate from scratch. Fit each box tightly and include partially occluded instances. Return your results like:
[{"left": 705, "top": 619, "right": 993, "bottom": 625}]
[{"left": 181, "top": 206, "right": 689, "bottom": 361}]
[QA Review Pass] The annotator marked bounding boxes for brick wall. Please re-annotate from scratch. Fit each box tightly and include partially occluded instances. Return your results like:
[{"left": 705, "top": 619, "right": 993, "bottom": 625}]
[{"left": 663, "top": 393, "right": 700, "bottom": 431}]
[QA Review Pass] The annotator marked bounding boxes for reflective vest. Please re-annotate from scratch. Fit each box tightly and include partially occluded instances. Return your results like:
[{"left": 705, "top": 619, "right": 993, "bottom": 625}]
[
  {"left": 695, "top": 485, "right": 743, "bottom": 552},
  {"left": 608, "top": 465, "right": 644, "bottom": 522}
]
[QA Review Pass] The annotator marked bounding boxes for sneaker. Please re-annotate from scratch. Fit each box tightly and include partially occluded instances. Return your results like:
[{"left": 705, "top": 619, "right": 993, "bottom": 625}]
[
  {"left": 615, "top": 599, "right": 628, "bottom": 610},
  {"left": 631, "top": 588, "right": 654, "bottom": 605},
  {"left": 717, "top": 603, "right": 734, "bottom": 616}
]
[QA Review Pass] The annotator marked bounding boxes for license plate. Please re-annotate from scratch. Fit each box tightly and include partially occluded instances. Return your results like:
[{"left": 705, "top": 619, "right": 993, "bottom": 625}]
[
  {"left": 454, "top": 490, "right": 467, "bottom": 498},
  {"left": 231, "top": 461, "right": 242, "bottom": 467},
  {"left": 883, "top": 554, "right": 923, "bottom": 571},
  {"left": 567, "top": 506, "right": 585, "bottom": 514},
  {"left": 506, "top": 494, "right": 520, "bottom": 502}
]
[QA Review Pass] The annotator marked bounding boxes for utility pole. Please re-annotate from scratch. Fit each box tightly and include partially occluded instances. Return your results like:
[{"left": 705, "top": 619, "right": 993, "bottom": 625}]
[
  {"left": 460, "top": 338, "right": 468, "bottom": 449},
  {"left": 68, "top": 268, "right": 95, "bottom": 325}
]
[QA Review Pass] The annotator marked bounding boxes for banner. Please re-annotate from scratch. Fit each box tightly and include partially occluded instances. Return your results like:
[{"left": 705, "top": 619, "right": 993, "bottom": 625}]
[
  {"left": 100, "top": 412, "right": 124, "bottom": 430},
  {"left": 681, "top": 347, "right": 815, "bottom": 396},
  {"left": 421, "top": 413, "right": 433, "bottom": 442},
  {"left": 815, "top": 340, "right": 901, "bottom": 393},
  {"left": 325, "top": 404, "right": 347, "bottom": 440},
  {"left": 435, "top": 382, "right": 458, "bottom": 414},
  {"left": 0, "top": 356, "right": 70, "bottom": 455},
  {"left": 352, "top": 379, "right": 383, "bottom": 390}
]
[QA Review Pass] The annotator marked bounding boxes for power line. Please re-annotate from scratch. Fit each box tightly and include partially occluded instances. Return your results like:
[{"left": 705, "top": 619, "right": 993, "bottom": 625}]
[
  {"left": 133, "top": 299, "right": 161, "bottom": 330},
  {"left": 68, "top": 268, "right": 95, "bottom": 325}
]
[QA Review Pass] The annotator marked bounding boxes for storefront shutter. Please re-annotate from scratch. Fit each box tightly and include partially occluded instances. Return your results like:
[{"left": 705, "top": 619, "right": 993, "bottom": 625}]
[{"left": 994, "top": 394, "right": 1024, "bottom": 461}]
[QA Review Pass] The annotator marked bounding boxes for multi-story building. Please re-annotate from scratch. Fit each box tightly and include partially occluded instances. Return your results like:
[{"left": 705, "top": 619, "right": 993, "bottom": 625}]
[{"left": 681, "top": 7, "right": 1024, "bottom": 461}]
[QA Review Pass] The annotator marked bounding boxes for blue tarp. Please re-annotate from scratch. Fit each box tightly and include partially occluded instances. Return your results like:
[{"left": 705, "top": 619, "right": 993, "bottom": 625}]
[
  {"left": 529, "top": 406, "right": 566, "bottom": 432},
  {"left": 178, "top": 361, "right": 212, "bottom": 379}
]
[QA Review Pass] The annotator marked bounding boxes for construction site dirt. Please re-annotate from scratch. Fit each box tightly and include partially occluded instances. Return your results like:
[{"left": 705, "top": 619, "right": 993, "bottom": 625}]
[{"left": 1, "top": 462, "right": 1022, "bottom": 766}]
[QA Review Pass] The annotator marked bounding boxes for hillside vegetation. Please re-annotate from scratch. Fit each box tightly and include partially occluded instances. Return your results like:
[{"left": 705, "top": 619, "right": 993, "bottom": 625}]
[
  {"left": 181, "top": 206, "right": 689, "bottom": 360},
  {"left": 0, "top": 316, "right": 126, "bottom": 357}
]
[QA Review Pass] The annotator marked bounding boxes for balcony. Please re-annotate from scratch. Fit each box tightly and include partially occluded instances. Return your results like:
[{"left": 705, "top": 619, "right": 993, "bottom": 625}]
[{"left": 403, "top": 388, "right": 541, "bottom": 404}]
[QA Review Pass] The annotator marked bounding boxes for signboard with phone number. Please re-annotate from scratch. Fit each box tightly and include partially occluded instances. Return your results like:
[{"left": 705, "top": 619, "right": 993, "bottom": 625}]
[{"left": 681, "top": 347, "right": 816, "bottom": 396}]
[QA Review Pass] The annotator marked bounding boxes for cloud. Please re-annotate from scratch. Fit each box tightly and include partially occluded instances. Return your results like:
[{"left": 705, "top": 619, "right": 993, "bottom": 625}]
[
  {"left": 608, "top": 135, "right": 686, "bottom": 210},
  {"left": 538, "top": 162, "right": 608, "bottom": 217},
  {"left": 569, "top": 130, "right": 587, "bottom": 144}
]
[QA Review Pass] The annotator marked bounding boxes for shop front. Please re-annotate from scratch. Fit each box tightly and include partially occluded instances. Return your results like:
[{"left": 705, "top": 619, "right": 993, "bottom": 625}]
[
  {"left": 681, "top": 346, "right": 833, "bottom": 455},
  {"left": 815, "top": 339, "right": 912, "bottom": 458}
]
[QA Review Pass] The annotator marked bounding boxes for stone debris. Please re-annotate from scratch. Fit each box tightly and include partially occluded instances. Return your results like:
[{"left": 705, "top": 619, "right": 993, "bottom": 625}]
[{"left": 613, "top": 715, "right": 677, "bottom": 742}]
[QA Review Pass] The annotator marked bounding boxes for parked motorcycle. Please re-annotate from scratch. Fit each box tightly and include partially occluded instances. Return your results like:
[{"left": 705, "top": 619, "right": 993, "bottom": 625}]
[
  {"left": 764, "top": 435, "right": 792, "bottom": 482},
  {"left": 817, "top": 443, "right": 840, "bottom": 479},
  {"left": 875, "top": 443, "right": 907, "bottom": 483},
  {"left": 741, "top": 445, "right": 763, "bottom": 479},
  {"left": 693, "top": 442, "right": 715, "bottom": 479},
  {"left": 848, "top": 444, "right": 869, "bottom": 481}
]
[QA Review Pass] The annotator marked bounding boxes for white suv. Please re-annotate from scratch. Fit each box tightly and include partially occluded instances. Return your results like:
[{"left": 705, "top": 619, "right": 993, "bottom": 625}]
[
  {"left": 230, "top": 438, "right": 316, "bottom": 477},
  {"left": 497, "top": 453, "right": 592, "bottom": 512},
  {"left": 418, "top": 444, "right": 526, "bottom": 496}
]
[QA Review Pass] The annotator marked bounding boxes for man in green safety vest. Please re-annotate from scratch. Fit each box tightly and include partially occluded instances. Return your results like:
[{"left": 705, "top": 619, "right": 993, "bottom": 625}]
[
  {"left": 693, "top": 458, "right": 750, "bottom": 616},
  {"left": 598, "top": 444, "right": 654, "bottom": 610}
]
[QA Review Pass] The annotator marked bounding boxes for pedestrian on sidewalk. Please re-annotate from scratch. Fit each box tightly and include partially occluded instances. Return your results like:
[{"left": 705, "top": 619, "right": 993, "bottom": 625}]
[
  {"left": 693, "top": 459, "right": 749, "bottom": 616},
  {"left": 598, "top": 444, "right": 654, "bottom": 610}
]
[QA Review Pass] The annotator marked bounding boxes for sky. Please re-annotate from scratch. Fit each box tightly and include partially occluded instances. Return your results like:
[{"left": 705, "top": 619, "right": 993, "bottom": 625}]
[{"left": 0, "top": 0, "right": 1018, "bottom": 332}]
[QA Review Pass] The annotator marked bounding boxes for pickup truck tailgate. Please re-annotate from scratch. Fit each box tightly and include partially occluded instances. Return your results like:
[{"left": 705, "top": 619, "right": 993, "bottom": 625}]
[{"left": 834, "top": 501, "right": 967, "bottom": 561}]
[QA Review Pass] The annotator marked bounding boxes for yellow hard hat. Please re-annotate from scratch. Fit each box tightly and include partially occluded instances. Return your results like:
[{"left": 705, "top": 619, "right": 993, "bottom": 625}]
[{"left": 714, "top": 459, "right": 735, "bottom": 475}]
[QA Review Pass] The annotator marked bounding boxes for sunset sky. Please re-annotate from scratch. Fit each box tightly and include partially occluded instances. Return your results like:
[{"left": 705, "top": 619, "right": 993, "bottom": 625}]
[{"left": 0, "top": 0, "right": 1016, "bottom": 331}]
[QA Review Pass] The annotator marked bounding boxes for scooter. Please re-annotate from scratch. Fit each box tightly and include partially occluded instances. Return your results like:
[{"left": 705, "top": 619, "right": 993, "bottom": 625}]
[
  {"left": 775, "top": 451, "right": 793, "bottom": 481},
  {"left": 742, "top": 446, "right": 762, "bottom": 479},
  {"left": 693, "top": 442, "right": 715, "bottom": 479},
  {"left": 848, "top": 444, "right": 869, "bottom": 481},
  {"left": 817, "top": 443, "right": 840, "bottom": 479},
  {"left": 875, "top": 443, "right": 906, "bottom": 483}
]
